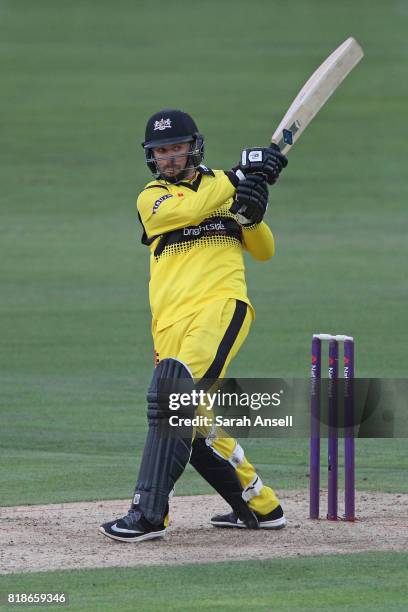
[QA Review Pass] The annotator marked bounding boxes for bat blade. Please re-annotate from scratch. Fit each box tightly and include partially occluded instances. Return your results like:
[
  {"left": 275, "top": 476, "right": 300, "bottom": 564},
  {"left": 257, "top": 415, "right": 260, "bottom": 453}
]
[{"left": 272, "top": 37, "right": 364, "bottom": 154}]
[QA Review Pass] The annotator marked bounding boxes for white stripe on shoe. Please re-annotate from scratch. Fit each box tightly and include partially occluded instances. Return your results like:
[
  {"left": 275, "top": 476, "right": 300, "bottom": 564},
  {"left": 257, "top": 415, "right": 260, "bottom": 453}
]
[{"left": 99, "top": 525, "right": 166, "bottom": 542}]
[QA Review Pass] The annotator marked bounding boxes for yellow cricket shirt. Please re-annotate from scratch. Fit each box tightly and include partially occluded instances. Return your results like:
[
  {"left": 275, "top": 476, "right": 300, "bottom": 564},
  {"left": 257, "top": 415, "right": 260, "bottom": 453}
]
[{"left": 136, "top": 166, "right": 275, "bottom": 330}]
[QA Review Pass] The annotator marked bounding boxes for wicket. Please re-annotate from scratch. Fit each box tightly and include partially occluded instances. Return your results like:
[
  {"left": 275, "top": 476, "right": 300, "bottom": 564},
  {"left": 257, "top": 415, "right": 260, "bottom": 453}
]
[{"left": 309, "top": 333, "right": 356, "bottom": 521}]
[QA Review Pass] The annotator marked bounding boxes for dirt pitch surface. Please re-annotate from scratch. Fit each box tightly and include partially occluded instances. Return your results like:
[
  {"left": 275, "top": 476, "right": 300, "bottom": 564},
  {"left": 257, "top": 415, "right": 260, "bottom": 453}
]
[{"left": 1, "top": 490, "right": 407, "bottom": 574}]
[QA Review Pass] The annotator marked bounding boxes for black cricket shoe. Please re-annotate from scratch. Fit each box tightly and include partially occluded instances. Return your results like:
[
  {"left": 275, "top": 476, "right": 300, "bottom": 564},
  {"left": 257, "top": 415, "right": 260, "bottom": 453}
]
[
  {"left": 100, "top": 509, "right": 166, "bottom": 543},
  {"left": 211, "top": 504, "right": 287, "bottom": 530}
]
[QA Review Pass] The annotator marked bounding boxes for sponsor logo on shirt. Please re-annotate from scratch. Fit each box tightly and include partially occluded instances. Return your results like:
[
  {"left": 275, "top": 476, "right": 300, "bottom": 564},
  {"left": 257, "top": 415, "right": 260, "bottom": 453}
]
[
  {"left": 152, "top": 193, "right": 173, "bottom": 214},
  {"left": 183, "top": 220, "right": 226, "bottom": 236}
]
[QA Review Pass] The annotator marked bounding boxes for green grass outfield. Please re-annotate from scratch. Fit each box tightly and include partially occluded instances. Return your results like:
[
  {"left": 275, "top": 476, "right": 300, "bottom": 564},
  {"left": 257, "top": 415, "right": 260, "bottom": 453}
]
[
  {"left": 1, "top": 553, "right": 407, "bottom": 611},
  {"left": 1, "top": 1, "right": 407, "bottom": 608}
]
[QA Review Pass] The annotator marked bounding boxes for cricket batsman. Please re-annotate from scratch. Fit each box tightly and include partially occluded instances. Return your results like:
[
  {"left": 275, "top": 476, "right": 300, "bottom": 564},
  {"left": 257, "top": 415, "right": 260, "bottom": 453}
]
[{"left": 100, "top": 109, "right": 288, "bottom": 542}]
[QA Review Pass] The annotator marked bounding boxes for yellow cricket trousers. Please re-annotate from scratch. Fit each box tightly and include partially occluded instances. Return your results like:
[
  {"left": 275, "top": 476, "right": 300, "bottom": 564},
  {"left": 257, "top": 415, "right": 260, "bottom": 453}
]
[{"left": 152, "top": 298, "right": 280, "bottom": 515}]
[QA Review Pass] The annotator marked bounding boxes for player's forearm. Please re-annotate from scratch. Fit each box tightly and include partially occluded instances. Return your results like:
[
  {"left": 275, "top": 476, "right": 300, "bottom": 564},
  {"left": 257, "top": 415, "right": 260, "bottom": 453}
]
[{"left": 242, "top": 222, "right": 275, "bottom": 261}]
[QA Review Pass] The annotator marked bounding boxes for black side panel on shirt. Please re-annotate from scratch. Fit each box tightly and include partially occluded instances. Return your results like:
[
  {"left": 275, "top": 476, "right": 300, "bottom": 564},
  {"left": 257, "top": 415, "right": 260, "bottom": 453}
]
[{"left": 138, "top": 213, "right": 158, "bottom": 246}]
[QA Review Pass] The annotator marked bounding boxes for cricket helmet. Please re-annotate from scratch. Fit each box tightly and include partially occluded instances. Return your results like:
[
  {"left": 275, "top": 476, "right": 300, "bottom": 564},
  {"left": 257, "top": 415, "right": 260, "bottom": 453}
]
[{"left": 142, "top": 109, "right": 204, "bottom": 180}]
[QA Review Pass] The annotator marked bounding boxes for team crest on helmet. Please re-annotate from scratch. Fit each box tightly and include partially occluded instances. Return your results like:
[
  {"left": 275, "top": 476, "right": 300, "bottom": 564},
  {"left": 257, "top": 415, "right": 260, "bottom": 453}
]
[{"left": 154, "top": 118, "right": 172, "bottom": 131}]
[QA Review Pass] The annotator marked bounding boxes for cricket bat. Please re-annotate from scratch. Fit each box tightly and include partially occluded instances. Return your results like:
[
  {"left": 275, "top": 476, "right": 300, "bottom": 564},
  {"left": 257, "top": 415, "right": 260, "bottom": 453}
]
[{"left": 271, "top": 37, "right": 364, "bottom": 154}]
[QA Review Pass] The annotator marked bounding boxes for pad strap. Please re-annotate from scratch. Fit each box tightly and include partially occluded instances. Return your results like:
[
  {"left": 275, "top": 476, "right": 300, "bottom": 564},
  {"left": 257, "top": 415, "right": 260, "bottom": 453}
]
[{"left": 242, "top": 474, "right": 264, "bottom": 502}]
